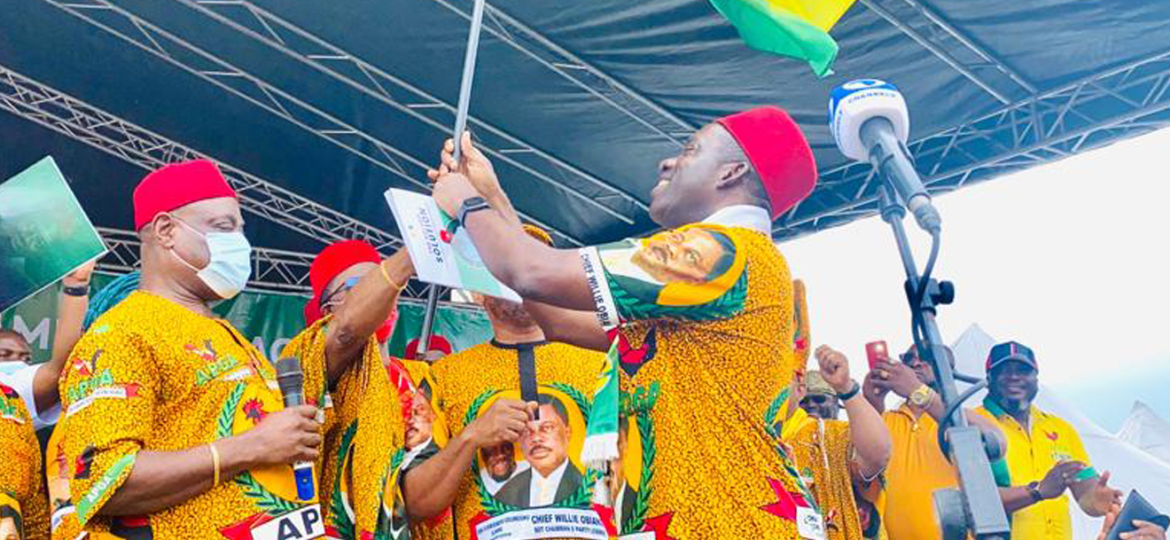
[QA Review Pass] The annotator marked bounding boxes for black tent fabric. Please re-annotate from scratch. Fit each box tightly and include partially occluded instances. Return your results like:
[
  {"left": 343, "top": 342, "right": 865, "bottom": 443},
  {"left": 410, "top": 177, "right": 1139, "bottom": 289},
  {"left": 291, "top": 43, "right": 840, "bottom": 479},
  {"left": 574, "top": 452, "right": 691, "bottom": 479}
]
[{"left": 2, "top": 0, "right": 1169, "bottom": 292}]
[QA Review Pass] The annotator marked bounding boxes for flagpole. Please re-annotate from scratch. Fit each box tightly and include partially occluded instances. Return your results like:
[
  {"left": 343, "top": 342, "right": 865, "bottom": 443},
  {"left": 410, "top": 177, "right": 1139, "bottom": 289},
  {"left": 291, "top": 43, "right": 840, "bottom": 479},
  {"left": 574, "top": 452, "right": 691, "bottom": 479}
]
[{"left": 416, "top": 0, "right": 488, "bottom": 359}]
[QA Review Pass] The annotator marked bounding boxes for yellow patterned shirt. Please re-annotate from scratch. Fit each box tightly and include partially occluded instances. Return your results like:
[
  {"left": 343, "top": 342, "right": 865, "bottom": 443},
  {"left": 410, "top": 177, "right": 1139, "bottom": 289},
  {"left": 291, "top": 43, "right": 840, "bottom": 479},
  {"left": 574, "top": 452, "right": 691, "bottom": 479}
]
[
  {"left": 56, "top": 291, "right": 330, "bottom": 539},
  {"left": 280, "top": 319, "right": 409, "bottom": 540},
  {"left": 1, "top": 381, "right": 49, "bottom": 540},
  {"left": 786, "top": 412, "right": 866, "bottom": 540},
  {"left": 579, "top": 223, "right": 807, "bottom": 538},
  {"left": 425, "top": 341, "right": 607, "bottom": 540}
]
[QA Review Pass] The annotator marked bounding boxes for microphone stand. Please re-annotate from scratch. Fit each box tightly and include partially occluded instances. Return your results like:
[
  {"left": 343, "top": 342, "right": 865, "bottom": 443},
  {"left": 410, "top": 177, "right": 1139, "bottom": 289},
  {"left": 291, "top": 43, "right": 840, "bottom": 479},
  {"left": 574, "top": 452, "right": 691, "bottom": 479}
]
[{"left": 877, "top": 184, "right": 1011, "bottom": 540}]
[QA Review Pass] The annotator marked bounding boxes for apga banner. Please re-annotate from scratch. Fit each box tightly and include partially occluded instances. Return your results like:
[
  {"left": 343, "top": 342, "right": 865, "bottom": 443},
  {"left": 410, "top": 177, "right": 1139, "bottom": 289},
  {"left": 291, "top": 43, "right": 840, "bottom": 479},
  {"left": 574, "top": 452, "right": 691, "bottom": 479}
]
[
  {"left": 0, "top": 156, "right": 107, "bottom": 312},
  {"left": 2, "top": 273, "right": 493, "bottom": 364},
  {"left": 385, "top": 188, "right": 520, "bottom": 301}
]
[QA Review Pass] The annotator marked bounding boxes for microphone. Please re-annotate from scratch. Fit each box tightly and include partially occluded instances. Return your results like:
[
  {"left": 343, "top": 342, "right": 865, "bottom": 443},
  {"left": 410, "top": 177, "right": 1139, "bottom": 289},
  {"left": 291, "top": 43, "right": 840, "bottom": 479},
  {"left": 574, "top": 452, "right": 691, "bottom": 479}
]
[
  {"left": 828, "top": 79, "right": 942, "bottom": 233},
  {"left": 274, "top": 356, "right": 315, "bottom": 502}
]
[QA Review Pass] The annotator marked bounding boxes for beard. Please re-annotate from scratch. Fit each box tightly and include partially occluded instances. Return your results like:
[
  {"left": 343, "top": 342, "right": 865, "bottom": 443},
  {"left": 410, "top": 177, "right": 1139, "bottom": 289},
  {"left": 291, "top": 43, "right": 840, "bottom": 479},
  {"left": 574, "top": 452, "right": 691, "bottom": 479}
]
[{"left": 485, "top": 298, "right": 536, "bottom": 328}]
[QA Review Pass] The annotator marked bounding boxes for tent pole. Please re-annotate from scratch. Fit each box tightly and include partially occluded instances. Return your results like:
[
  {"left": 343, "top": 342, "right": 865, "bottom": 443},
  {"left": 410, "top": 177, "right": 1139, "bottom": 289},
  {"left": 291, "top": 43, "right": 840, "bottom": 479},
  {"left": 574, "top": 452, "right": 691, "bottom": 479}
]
[{"left": 416, "top": 0, "right": 487, "bottom": 359}]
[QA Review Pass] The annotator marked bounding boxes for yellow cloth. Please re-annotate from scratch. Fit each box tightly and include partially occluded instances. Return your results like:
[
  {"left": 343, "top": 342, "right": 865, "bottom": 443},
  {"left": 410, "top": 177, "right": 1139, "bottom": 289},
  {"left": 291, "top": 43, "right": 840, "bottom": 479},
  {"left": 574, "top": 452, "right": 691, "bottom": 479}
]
[
  {"left": 880, "top": 403, "right": 957, "bottom": 540},
  {"left": 279, "top": 318, "right": 409, "bottom": 540},
  {"left": 582, "top": 225, "right": 808, "bottom": 538},
  {"left": 787, "top": 415, "right": 866, "bottom": 540},
  {"left": 56, "top": 291, "right": 330, "bottom": 539},
  {"left": 1, "top": 381, "right": 49, "bottom": 540},
  {"left": 975, "top": 404, "right": 1091, "bottom": 540},
  {"left": 427, "top": 341, "right": 605, "bottom": 540},
  {"left": 400, "top": 359, "right": 454, "bottom": 540}
]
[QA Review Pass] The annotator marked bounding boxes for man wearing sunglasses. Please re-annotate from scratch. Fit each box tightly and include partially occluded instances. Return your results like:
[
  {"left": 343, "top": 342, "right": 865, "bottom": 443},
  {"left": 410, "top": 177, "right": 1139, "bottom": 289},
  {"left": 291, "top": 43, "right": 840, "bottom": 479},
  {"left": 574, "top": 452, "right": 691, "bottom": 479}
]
[
  {"left": 862, "top": 344, "right": 1008, "bottom": 540},
  {"left": 280, "top": 239, "right": 416, "bottom": 539}
]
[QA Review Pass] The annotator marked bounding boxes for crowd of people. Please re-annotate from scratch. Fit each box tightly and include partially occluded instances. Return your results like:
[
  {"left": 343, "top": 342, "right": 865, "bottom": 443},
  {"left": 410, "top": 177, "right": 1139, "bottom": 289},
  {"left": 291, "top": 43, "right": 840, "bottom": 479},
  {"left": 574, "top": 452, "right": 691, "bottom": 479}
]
[{"left": 1, "top": 106, "right": 1165, "bottom": 540}]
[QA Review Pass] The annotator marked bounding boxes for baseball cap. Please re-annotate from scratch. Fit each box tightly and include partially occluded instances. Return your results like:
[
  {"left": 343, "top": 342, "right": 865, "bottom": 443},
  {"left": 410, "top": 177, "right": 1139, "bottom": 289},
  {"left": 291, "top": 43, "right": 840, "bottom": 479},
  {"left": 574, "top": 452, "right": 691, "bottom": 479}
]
[{"left": 985, "top": 341, "right": 1038, "bottom": 373}]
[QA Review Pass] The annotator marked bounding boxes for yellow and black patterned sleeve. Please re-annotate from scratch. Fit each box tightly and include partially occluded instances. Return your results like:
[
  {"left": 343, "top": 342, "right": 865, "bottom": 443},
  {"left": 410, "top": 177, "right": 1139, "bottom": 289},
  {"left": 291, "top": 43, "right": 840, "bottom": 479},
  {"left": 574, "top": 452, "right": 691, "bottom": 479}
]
[{"left": 58, "top": 325, "right": 156, "bottom": 527}]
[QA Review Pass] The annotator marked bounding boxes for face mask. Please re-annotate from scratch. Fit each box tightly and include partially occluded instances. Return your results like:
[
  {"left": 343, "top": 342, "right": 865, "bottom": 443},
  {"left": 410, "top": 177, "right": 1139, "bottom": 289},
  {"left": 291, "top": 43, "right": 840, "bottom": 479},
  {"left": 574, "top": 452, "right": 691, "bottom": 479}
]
[
  {"left": 0, "top": 362, "right": 28, "bottom": 376},
  {"left": 170, "top": 217, "right": 253, "bottom": 299}
]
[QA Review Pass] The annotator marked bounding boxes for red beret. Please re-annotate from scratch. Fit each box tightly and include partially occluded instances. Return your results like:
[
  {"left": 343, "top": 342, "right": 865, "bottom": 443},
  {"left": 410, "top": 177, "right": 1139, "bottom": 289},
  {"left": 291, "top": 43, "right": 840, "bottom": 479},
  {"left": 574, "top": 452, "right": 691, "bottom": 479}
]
[
  {"left": 405, "top": 335, "right": 453, "bottom": 360},
  {"left": 133, "top": 160, "right": 237, "bottom": 230},
  {"left": 304, "top": 239, "right": 382, "bottom": 326},
  {"left": 716, "top": 106, "right": 818, "bottom": 220}
]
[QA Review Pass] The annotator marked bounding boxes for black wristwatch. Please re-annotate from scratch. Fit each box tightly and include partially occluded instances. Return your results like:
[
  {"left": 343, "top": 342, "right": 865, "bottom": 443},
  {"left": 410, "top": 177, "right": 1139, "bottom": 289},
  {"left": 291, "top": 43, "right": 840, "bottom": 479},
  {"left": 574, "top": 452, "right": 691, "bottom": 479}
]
[
  {"left": 456, "top": 196, "right": 491, "bottom": 227},
  {"left": 63, "top": 284, "right": 90, "bottom": 297},
  {"left": 1027, "top": 481, "right": 1045, "bottom": 503},
  {"left": 836, "top": 381, "right": 861, "bottom": 402}
]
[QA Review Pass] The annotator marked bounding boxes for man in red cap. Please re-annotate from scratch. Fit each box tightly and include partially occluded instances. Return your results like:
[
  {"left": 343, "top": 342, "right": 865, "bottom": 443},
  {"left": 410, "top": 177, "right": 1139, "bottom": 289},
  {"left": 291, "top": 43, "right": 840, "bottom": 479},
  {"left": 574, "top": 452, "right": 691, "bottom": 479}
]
[
  {"left": 278, "top": 238, "right": 416, "bottom": 539},
  {"left": 399, "top": 225, "right": 605, "bottom": 540},
  {"left": 55, "top": 160, "right": 328, "bottom": 538},
  {"left": 429, "top": 107, "right": 819, "bottom": 537}
]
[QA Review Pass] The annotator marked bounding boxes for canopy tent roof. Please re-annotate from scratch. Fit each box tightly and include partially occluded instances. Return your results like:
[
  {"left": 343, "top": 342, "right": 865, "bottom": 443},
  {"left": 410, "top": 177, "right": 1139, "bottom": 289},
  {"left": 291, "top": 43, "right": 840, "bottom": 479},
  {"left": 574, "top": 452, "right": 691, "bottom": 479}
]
[{"left": 2, "top": 0, "right": 1169, "bottom": 296}]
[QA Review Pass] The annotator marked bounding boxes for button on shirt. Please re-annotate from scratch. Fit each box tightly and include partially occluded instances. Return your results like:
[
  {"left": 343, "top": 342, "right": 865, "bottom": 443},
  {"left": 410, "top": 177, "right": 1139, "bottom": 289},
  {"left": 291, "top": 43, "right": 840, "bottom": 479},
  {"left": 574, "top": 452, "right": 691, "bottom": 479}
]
[
  {"left": 975, "top": 398, "right": 1094, "bottom": 540},
  {"left": 881, "top": 403, "right": 958, "bottom": 540}
]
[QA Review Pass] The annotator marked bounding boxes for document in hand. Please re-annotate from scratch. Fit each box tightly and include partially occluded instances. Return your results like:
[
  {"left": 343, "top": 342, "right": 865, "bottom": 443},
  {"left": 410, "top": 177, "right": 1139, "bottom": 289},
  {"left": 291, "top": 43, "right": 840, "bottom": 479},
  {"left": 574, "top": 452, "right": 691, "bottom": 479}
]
[
  {"left": 384, "top": 188, "right": 520, "bottom": 301},
  {"left": 0, "top": 156, "right": 106, "bottom": 312}
]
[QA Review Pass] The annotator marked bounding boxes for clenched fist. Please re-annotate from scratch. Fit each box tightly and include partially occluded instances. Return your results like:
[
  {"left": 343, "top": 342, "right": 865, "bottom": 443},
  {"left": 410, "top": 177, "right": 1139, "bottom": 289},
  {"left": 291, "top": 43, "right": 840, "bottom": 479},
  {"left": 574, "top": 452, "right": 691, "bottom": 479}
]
[
  {"left": 238, "top": 405, "right": 322, "bottom": 466},
  {"left": 814, "top": 345, "right": 855, "bottom": 395},
  {"left": 465, "top": 399, "right": 536, "bottom": 448}
]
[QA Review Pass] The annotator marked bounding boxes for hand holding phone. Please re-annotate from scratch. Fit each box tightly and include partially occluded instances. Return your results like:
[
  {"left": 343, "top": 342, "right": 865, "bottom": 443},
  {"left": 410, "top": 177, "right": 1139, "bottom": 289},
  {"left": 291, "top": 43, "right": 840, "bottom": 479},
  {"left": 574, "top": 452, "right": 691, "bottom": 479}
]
[{"left": 865, "top": 341, "right": 889, "bottom": 371}]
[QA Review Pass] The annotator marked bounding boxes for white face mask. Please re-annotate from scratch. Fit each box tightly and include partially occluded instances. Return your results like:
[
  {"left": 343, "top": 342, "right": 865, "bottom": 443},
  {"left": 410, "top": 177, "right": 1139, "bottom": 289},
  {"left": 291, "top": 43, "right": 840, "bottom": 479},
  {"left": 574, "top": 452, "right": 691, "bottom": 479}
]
[{"left": 170, "top": 217, "right": 253, "bottom": 299}]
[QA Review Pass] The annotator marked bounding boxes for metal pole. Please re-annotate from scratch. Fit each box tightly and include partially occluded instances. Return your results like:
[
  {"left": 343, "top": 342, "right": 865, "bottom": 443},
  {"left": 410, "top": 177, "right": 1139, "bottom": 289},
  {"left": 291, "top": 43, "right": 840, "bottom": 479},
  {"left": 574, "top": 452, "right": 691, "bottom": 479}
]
[{"left": 416, "top": 0, "right": 488, "bottom": 359}]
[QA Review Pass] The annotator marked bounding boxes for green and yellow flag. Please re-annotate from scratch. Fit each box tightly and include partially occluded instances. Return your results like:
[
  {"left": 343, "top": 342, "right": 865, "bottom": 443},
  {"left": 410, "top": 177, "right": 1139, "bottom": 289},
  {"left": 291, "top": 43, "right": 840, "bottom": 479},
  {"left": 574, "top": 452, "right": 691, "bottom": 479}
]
[{"left": 708, "top": 0, "right": 858, "bottom": 76}]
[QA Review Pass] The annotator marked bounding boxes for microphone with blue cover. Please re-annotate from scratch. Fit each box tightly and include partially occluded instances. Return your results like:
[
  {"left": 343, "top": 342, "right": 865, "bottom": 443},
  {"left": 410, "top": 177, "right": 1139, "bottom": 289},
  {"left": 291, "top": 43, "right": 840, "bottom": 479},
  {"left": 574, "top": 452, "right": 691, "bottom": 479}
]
[
  {"left": 829, "top": 79, "right": 942, "bottom": 233},
  {"left": 274, "top": 356, "right": 316, "bottom": 502}
]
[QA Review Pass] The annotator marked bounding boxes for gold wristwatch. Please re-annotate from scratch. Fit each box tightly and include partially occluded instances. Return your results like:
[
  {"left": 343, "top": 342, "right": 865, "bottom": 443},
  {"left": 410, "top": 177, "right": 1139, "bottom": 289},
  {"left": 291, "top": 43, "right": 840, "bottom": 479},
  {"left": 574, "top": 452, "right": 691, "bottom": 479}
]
[{"left": 909, "top": 384, "right": 934, "bottom": 407}]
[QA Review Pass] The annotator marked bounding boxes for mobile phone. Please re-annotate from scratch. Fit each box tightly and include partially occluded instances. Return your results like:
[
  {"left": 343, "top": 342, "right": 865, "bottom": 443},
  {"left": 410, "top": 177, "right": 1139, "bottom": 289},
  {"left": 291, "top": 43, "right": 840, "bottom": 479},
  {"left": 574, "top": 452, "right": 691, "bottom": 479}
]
[
  {"left": 865, "top": 341, "right": 888, "bottom": 371},
  {"left": 1106, "top": 490, "right": 1169, "bottom": 540}
]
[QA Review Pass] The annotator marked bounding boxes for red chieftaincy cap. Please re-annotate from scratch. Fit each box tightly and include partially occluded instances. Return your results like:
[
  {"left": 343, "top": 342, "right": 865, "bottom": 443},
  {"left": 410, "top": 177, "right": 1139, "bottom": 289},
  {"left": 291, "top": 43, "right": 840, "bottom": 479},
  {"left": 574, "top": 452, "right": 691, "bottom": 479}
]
[
  {"left": 304, "top": 240, "right": 383, "bottom": 325},
  {"left": 716, "top": 106, "right": 818, "bottom": 220},
  {"left": 132, "top": 159, "right": 237, "bottom": 230}
]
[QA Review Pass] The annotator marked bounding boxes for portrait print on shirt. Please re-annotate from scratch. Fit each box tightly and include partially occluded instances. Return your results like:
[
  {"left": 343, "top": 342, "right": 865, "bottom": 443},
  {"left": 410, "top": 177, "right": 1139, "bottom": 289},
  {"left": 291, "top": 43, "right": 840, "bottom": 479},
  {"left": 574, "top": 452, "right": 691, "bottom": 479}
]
[{"left": 463, "top": 387, "right": 612, "bottom": 540}]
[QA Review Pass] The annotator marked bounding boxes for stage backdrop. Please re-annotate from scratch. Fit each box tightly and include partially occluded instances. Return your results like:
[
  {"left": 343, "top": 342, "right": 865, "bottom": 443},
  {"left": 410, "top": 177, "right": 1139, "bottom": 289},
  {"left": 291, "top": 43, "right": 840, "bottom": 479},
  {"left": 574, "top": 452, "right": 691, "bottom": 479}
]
[{"left": 0, "top": 273, "right": 492, "bottom": 364}]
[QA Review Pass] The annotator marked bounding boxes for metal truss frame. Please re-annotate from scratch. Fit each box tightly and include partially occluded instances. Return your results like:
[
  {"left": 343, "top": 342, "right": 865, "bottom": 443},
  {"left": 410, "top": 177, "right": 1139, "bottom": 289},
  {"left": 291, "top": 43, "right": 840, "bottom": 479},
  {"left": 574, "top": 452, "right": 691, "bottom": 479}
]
[
  {"left": 37, "top": 0, "right": 616, "bottom": 242},
  {"left": 775, "top": 48, "right": 1170, "bottom": 241},
  {"left": 179, "top": 0, "right": 650, "bottom": 221},
  {"left": 95, "top": 228, "right": 476, "bottom": 311},
  {"left": 859, "top": 0, "right": 1035, "bottom": 104},
  {"left": 430, "top": 0, "right": 698, "bottom": 144},
  {"left": 0, "top": 64, "right": 402, "bottom": 251}
]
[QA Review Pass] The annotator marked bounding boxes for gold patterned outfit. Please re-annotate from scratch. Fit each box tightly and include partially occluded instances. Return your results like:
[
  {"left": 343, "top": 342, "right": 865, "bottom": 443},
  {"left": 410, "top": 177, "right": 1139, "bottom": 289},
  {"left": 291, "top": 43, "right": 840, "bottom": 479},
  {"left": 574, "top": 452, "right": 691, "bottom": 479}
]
[
  {"left": 280, "top": 318, "right": 409, "bottom": 540},
  {"left": 784, "top": 408, "right": 867, "bottom": 540},
  {"left": 423, "top": 341, "right": 605, "bottom": 540},
  {"left": 1, "top": 381, "right": 49, "bottom": 540},
  {"left": 55, "top": 291, "right": 330, "bottom": 539},
  {"left": 578, "top": 208, "right": 811, "bottom": 539}
]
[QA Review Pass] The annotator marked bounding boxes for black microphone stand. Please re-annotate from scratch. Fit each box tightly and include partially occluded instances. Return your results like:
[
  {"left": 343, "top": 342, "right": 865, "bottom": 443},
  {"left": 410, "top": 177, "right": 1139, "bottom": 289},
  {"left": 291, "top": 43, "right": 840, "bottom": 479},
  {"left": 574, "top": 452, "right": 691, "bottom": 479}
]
[{"left": 877, "top": 184, "right": 1011, "bottom": 540}]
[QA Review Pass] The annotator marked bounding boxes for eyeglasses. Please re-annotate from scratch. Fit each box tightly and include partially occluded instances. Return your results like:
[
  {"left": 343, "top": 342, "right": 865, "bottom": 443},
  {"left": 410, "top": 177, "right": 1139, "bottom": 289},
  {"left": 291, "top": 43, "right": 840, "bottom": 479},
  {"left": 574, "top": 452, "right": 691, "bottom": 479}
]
[{"left": 320, "top": 276, "right": 361, "bottom": 309}]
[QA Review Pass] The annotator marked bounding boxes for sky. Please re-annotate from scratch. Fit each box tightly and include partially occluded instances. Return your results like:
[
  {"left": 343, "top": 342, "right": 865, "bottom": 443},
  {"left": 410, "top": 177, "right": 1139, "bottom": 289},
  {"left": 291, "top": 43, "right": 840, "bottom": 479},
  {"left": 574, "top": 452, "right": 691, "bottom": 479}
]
[{"left": 779, "top": 126, "right": 1170, "bottom": 433}]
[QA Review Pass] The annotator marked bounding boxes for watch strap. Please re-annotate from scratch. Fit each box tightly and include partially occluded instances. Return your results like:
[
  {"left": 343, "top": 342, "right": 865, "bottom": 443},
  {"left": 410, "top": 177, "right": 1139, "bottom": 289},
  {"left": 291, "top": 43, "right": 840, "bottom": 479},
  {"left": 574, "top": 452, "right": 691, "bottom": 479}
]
[
  {"left": 63, "top": 285, "right": 90, "bottom": 297},
  {"left": 836, "top": 381, "right": 861, "bottom": 402},
  {"left": 457, "top": 196, "right": 491, "bottom": 227}
]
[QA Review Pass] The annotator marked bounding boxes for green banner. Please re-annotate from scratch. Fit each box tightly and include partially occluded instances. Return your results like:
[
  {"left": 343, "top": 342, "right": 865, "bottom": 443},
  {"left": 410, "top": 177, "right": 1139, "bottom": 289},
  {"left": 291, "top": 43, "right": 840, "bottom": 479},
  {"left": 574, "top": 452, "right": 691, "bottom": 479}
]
[{"left": 1, "top": 273, "right": 492, "bottom": 364}]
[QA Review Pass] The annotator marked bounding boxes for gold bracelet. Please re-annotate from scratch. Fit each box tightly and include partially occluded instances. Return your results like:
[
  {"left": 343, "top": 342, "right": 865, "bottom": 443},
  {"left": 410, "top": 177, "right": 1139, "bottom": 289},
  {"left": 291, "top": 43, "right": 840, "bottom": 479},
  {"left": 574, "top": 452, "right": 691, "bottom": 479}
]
[
  {"left": 379, "top": 260, "right": 407, "bottom": 292},
  {"left": 208, "top": 442, "right": 221, "bottom": 487}
]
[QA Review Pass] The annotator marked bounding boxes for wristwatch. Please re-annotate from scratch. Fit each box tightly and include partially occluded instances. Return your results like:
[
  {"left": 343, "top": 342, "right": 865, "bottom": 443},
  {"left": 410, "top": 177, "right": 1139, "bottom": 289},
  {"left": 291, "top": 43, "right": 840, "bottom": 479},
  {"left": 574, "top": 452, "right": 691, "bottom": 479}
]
[
  {"left": 63, "top": 284, "right": 90, "bottom": 297},
  {"left": 1027, "top": 481, "right": 1045, "bottom": 503},
  {"left": 836, "top": 381, "right": 861, "bottom": 402},
  {"left": 456, "top": 196, "right": 491, "bottom": 227},
  {"left": 909, "top": 384, "right": 935, "bottom": 407}
]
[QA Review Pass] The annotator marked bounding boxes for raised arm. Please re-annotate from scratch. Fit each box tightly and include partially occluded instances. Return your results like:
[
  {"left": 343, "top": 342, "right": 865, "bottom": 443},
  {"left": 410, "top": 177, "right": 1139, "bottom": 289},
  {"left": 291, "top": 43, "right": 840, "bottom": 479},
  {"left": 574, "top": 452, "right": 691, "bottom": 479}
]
[
  {"left": 324, "top": 251, "right": 414, "bottom": 384},
  {"left": 816, "top": 346, "right": 891, "bottom": 480},
  {"left": 34, "top": 262, "right": 95, "bottom": 415},
  {"left": 523, "top": 301, "right": 610, "bottom": 351}
]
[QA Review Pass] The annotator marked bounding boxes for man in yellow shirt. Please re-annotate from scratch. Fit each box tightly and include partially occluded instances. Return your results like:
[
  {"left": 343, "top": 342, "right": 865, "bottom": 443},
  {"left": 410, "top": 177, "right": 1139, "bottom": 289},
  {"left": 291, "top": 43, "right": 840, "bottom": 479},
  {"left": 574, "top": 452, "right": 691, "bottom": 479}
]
[
  {"left": 429, "top": 106, "right": 821, "bottom": 537},
  {"left": 864, "top": 345, "right": 1008, "bottom": 540},
  {"left": 402, "top": 226, "right": 607, "bottom": 540},
  {"left": 976, "top": 341, "right": 1122, "bottom": 540},
  {"left": 56, "top": 160, "right": 327, "bottom": 539}
]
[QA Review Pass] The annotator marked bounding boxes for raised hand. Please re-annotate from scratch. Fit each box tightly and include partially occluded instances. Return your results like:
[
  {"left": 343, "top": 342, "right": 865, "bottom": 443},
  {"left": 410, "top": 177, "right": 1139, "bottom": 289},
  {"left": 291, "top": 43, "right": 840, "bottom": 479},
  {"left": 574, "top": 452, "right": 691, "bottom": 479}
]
[
  {"left": 872, "top": 359, "right": 924, "bottom": 399},
  {"left": 1038, "top": 460, "right": 1086, "bottom": 500},
  {"left": 431, "top": 171, "right": 480, "bottom": 217},
  {"left": 427, "top": 132, "right": 503, "bottom": 203},
  {"left": 63, "top": 260, "right": 97, "bottom": 287},
  {"left": 814, "top": 345, "right": 854, "bottom": 394}
]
